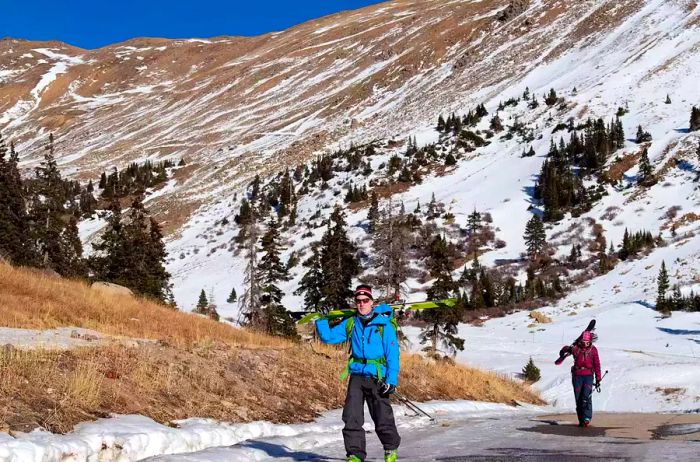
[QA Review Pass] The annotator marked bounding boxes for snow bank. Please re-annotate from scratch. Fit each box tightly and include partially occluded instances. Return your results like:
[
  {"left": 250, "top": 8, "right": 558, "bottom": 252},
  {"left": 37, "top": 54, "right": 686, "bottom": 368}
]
[{"left": 0, "top": 401, "right": 535, "bottom": 461}]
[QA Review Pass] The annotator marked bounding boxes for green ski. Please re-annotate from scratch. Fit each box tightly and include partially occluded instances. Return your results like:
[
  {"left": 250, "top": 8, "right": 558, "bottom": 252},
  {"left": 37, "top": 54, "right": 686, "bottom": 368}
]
[{"left": 296, "top": 298, "right": 457, "bottom": 325}]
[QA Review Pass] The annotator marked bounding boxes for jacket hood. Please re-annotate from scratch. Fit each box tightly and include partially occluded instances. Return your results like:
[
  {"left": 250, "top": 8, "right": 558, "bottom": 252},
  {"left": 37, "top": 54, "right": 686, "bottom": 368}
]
[{"left": 367, "top": 303, "right": 393, "bottom": 326}]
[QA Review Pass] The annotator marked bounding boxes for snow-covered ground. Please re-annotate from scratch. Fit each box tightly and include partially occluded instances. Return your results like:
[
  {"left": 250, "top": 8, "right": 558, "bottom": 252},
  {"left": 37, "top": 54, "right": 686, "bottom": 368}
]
[
  {"left": 403, "top": 231, "right": 700, "bottom": 413},
  {"left": 0, "top": 401, "right": 539, "bottom": 462}
]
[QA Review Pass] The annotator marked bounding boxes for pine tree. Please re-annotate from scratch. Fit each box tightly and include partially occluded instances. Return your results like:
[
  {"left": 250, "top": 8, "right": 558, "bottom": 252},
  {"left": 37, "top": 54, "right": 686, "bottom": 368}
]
[
  {"left": 427, "top": 193, "right": 438, "bottom": 218},
  {"left": 467, "top": 209, "right": 481, "bottom": 237},
  {"left": 90, "top": 195, "right": 170, "bottom": 301},
  {"left": 619, "top": 228, "right": 631, "bottom": 260},
  {"left": 635, "top": 125, "right": 652, "bottom": 143},
  {"left": 638, "top": 147, "right": 653, "bottom": 184},
  {"left": 444, "top": 152, "right": 457, "bottom": 166},
  {"left": 690, "top": 106, "right": 700, "bottom": 132},
  {"left": 437, "top": 114, "right": 446, "bottom": 132},
  {"left": 665, "top": 94, "right": 671, "bottom": 104},
  {"left": 227, "top": 287, "right": 237, "bottom": 303},
  {"left": 259, "top": 217, "right": 288, "bottom": 305},
  {"left": 522, "top": 357, "right": 541, "bottom": 382},
  {"left": 367, "top": 191, "right": 380, "bottom": 233},
  {"left": 196, "top": 289, "right": 208, "bottom": 311},
  {"left": 419, "top": 235, "right": 463, "bottom": 357},
  {"left": 30, "top": 134, "right": 85, "bottom": 277},
  {"left": 489, "top": 115, "right": 504, "bottom": 132},
  {"left": 657, "top": 261, "right": 670, "bottom": 312},
  {"left": 295, "top": 245, "right": 325, "bottom": 312},
  {"left": 373, "top": 199, "right": 410, "bottom": 299},
  {"left": 545, "top": 88, "right": 558, "bottom": 106},
  {"left": 0, "top": 134, "right": 37, "bottom": 266},
  {"left": 257, "top": 217, "right": 297, "bottom": 338},
  {"left": 238, "top": 215, "right": 264, "bottom": 327},
  {"left": 319, "top": 206, "right": 359, "bottom": 310},
  {"left": 523, "top": 215, "right": 546, "bottom": 259}
]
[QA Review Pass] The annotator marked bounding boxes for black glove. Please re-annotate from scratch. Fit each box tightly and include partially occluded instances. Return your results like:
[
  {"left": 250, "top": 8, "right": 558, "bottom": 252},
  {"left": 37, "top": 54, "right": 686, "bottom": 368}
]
[
  {"left": 378, "top": 381, "right": 396, "bottom": 398},
  {"left": 595, "top": 381, "right": 601, "bottom": 392}
]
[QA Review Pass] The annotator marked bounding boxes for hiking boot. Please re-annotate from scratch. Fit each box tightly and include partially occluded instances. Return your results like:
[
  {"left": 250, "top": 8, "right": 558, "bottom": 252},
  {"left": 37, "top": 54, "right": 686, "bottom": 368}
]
[
  {"left": 583, "top": 419, "right": 591, "bottom": 427},
  {"left": 384, "top": 449, "right": 398, "bottom": 462},
  {"left": 347, "top": 456, "right": 362, "bottom": 462}
]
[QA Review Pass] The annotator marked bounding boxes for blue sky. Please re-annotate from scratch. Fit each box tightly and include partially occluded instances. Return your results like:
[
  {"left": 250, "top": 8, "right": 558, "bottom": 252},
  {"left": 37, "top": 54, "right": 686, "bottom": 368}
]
[{"left": 2, "top": 1, "right": 386, "bottom": 49}]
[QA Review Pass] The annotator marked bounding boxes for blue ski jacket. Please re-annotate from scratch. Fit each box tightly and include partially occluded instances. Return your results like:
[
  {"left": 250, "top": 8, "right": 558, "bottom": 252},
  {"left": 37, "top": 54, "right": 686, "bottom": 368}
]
[{"left": 315, "top": 303, "right": 400, "bottom": 386}]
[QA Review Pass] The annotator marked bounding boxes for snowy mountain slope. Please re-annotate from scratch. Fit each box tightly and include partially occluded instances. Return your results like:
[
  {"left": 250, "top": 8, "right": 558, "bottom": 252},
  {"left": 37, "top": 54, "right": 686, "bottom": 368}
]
[
  {"left": 163, "top": 0, "right": 700, "bottom": 315},
  {"left": 2, "top": 0, "right": 698, "bottom": 237},
  {"left": 406, "top": 234, "right": 700, "bottom": 413}
]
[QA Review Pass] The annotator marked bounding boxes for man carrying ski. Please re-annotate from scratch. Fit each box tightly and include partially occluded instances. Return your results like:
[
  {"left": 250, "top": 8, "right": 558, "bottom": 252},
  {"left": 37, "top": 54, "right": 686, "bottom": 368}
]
[
  {"left": 559, "top": 330, "right": 602, "bottom": 427},
  {"left": 316, "top": 284, "right": 401, "bottom": 462}
]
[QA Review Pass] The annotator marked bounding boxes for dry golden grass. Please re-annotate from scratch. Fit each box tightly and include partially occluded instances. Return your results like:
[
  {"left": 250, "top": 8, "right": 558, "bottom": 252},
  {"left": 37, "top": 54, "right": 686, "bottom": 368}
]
[
  {"left": 0, "top": 263, "right": 542, "bottom": 432},
  {"left": 0, "top": 263, "right": 287, "bottom": 349}
]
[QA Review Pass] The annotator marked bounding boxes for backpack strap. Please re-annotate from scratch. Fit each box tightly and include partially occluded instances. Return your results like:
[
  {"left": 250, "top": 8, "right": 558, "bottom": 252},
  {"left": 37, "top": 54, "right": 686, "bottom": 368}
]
[{"left": 339, "top": 316, "right": 388, "bottom": 382}]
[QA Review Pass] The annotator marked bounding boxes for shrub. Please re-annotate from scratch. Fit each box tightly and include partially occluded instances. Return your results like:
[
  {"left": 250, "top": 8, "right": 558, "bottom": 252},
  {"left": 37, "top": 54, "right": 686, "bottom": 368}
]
[{"left": 522, "top": 357, "right": 541, "bottom": 382}]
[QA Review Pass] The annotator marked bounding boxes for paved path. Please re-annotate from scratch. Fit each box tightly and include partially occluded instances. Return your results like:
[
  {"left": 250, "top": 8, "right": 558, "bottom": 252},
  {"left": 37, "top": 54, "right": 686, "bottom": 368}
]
[{"left": 149, "top": 412, "right": 700, "bottom": 461}]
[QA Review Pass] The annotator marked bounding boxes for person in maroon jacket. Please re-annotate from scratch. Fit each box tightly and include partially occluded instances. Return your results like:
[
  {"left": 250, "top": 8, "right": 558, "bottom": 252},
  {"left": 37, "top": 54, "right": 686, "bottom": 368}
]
[{"left": 559, "top": 331, "right": 602, "bottom": 427}]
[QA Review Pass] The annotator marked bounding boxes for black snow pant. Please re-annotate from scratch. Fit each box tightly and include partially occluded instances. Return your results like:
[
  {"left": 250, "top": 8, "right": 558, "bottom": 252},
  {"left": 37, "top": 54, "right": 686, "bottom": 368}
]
[
  {"left": 343, "top": 375, "right": 401, "bottom": 461},
  {"left": 572, "top": 374, "right": 594, "bottom": 424}
]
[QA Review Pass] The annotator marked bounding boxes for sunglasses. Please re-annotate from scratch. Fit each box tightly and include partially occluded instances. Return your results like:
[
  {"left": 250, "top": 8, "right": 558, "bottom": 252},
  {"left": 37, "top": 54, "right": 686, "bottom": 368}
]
[{"left": 355, "top": 297, "right": 372, "bottom": 305}]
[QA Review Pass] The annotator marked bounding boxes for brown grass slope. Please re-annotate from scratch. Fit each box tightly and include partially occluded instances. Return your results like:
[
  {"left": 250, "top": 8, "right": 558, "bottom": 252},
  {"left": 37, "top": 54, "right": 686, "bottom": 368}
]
[{"left": 0, "top": 263, "right": 542, "bottom": 433}]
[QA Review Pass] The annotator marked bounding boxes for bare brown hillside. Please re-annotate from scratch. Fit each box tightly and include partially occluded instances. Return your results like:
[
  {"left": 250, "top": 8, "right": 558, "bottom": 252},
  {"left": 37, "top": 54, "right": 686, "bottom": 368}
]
[{"left": 0, "top": 263, "right": 542, "bottom": 432}]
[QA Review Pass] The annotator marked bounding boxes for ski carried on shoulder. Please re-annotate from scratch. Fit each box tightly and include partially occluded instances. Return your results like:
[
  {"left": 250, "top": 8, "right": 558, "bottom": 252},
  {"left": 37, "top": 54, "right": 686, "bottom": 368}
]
[
  {"left": 296, "top": 298, "right": 458, "bottom": 325},
  {"left": 554, "top": 319, "right": 595, "bottom": 365}
]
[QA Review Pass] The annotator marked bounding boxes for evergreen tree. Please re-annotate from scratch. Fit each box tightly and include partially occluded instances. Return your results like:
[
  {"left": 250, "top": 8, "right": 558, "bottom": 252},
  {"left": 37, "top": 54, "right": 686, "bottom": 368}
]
[
  {"left": 259, "top": 217, "right": 288, "bottom": 305},
  {"left": 522, "top": 357, "right": 541, "bottom": 382},
  {"left": 467, "top": 209, "right": 481, "bottom": 237},
  {"left": 635, "top": 125, "right": 652, "bottom": 143},
  {"left": 30, "top": 134, "right": 85, "bottom": 277},
  {"left": 437, "top": 114, "right": 446, "bottom": 132},
  {"left": 196, "top": 289, "right": 208, "bottom": 311},
  {"left": 657, "top": 261, "right": 670, "bottom": 313},
  {"left": 489, "top": 115, "right": 504, "bottom": 132},
  {"left": 0, "top": 134, "right": 37, "bottom": 265},
  {"left": 258, "top": 217, "right": 297, "bottom": 338},
  {"left": 367, "top": 191, "right": 380, "bottom": 233},
  {"left": 295, "top": 245, "right": 325, "bottom": 312},
  {"left": 372, "top": 199, "right": 410, "bottom": 299},
  {"left": 419, "top": 234, "right": 463, "bottom": 357},
  {"left": 427, "top": 193, "right": 438, "bottom": 218},
  {"left": 638, "top": 147, "right": 653, "bottom": 184},
  {"left": 238, "top": 216, "right": 264, "bottom": 327},
  {"left": 690, "top": 106, "right": 700, "bottom": 132},
  {"left": 619, "top": 228, "right": 631, "bottom": 260},
  {"left": 227, "top": 287, "right": 237, "bottom": 303},
  {"left": 665, "top": 94, "right": 671, "bottom": 104},
  {"left": 545, "top": 88, "right": 558, "bottom": 106},
  {"left": 523, "top": 215, "right": 546, "bottom": 259},
  {"left": 444, "top": 152, "right": 457, "bottom": 166},
  {"left": 320, "top": 206, "right": 359, "bottom": 310},
  {"left": 90, "top": 195, "right": 170, "bottom": 301}
]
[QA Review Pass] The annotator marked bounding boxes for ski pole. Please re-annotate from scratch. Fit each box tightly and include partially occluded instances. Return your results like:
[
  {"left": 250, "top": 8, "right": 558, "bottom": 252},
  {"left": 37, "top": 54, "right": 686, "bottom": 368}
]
[
  {"left": 596, "top": 370, "right": 608, "bottom": 393},
  {"left": 394, "top": 391, "right": 435, "bottom": 421}
]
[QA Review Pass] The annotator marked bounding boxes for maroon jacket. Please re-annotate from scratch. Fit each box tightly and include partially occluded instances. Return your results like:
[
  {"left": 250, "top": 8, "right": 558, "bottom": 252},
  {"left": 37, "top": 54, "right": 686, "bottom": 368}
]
[{"left": 568, "top": 344, "right": 601, "bottom": 381}]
